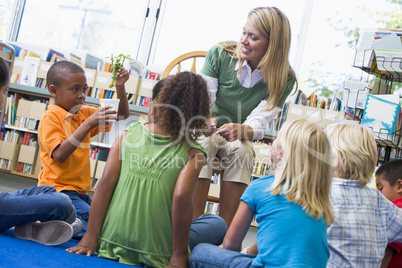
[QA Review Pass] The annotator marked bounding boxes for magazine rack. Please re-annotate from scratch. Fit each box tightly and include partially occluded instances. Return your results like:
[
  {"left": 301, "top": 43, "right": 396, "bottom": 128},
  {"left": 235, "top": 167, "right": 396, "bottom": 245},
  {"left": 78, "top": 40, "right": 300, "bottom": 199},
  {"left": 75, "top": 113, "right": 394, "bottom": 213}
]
[{"left": 350, "top": 46, "right": 401, "bottom": 162}]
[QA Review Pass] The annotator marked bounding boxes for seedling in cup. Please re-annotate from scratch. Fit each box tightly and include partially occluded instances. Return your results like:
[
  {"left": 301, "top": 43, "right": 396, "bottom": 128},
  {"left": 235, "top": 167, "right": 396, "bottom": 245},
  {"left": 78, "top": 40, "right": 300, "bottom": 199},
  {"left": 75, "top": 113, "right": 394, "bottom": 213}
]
[{"left": 106, "top": 53, "right": 133, "bottom": 88}]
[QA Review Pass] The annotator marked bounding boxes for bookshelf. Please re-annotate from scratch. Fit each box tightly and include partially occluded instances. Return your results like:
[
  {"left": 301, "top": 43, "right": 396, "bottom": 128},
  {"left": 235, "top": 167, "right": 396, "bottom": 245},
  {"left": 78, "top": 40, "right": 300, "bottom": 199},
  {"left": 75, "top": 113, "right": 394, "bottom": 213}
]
[
  {"left": 351, "top": 29, "right": 402, "bottom": 163},
  {"left": 0, "top": 82, "right": 149, "bottom": 186}
]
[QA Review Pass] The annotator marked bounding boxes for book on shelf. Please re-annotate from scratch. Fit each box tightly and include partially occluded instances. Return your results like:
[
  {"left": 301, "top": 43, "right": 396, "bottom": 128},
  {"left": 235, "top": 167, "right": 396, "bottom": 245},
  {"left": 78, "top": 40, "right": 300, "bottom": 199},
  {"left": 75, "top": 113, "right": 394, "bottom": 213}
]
[
  {"left": 306, "top": 92, "right": 317, "bottom": 107},
  {"left": 129, "top": 59, "right": 145, "bottom": 77},
  {"left": 84, "top": 53, "right": 104, "bottom": 70},
  {"left": 69, "top": 53, "right": 82, "bottom": 66},
  {"left": 16, "top": 132, "right": 38, "bottom": 174},
  {"left": 361, "top": 94, "right": 401, "bottom": 142},
  {"left": 46, "top": 49, "right": 65, "bottom": 62},
  {"left": 20, "top": 56, "right": 41, "bottom": 87}
]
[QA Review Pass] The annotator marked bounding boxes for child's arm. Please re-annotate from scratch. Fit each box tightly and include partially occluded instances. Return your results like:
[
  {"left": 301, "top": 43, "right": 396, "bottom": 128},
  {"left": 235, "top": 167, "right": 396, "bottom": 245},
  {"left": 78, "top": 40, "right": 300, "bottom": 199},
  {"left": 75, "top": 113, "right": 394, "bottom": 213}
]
[
  {"left": 51, "top": 107, "right": 116, "bottom": 163},
  {"left": 168, "top": 149, "right": 205, "bottom": 268},
  {"left": 381, "top": 246, "right": 395, "bottom": 268},
  {"left": 223, "top": 201, "right": 254, "bottom": 252},
  {"left": 114, "top": 67, "right": 130, "bottom": 120},
  {"left": 66, "top": 131, "right": 126, "bottom": 256}
]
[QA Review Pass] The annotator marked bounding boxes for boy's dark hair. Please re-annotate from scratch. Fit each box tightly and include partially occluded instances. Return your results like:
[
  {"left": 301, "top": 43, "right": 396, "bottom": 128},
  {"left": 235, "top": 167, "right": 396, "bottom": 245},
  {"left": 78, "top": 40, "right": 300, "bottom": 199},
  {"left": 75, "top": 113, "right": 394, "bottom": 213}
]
[
  {"left": 153, "top": 72, "right": 210, "bottom": 142},
  {"left": 46, "top": 61, "right": 84, "bottom": 88},
  {"left": 376, "top": 160, "right": 402, "bottom": 186},
  {"left": 0, "top": 57, "right": 10, "bottom": 89}
]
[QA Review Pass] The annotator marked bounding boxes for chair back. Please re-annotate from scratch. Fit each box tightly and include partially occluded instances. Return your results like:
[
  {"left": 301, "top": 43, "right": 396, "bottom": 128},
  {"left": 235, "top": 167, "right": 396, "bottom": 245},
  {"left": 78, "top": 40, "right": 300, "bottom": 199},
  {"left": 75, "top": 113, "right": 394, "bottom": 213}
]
[{"left": 161, "top": 51, "right": 207, "bottom": 78}]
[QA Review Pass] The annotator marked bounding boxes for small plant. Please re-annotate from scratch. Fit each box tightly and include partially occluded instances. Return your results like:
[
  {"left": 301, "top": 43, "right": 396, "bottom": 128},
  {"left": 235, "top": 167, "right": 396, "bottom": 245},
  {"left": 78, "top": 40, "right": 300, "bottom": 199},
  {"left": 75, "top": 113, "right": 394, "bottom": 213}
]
[{"left": 106, "top": 53, "right": 133, "bottom": 88}]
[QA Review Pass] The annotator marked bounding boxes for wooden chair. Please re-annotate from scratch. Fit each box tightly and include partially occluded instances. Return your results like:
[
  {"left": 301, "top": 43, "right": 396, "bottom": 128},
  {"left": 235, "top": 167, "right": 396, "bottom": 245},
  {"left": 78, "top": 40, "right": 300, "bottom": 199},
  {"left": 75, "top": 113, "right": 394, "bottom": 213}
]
[{"left": 161, "top": 51, "right": 207, "bottom": 78}]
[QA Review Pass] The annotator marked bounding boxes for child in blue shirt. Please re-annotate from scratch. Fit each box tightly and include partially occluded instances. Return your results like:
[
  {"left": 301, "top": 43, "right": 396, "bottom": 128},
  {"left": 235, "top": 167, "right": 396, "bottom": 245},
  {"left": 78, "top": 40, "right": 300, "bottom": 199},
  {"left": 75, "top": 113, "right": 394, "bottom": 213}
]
[{"left": 190, "top": 118, "right": 334, "bottom": 267}]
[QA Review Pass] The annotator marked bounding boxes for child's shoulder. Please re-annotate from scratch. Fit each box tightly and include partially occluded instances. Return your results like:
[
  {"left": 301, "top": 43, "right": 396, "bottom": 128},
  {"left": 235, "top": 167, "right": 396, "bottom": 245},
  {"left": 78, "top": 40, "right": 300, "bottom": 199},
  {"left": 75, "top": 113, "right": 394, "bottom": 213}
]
[
  {"left": 124, "top": 121, "right": 146, "bottom": 133},
  {"left": 248, "top": 175, "right": 275, "bottom": 190}
]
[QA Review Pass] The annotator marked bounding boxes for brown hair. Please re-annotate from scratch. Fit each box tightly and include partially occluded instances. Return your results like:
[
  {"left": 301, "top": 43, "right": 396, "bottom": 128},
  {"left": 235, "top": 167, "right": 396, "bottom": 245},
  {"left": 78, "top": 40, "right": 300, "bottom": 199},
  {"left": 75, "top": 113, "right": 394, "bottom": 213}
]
[
  {"left": 0, "top": 58, "right": 10, "bottom": 89},
  {"left": 154, "top": 72, "right": 210, "bottom": 143}
]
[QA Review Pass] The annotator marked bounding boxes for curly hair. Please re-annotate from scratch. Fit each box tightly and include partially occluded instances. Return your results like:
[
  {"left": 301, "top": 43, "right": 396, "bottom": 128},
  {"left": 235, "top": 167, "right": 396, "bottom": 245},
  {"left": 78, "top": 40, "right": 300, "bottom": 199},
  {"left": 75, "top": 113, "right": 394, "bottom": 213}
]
[{"left": 153, "top": 72, "right": 210, "bottom": 143}]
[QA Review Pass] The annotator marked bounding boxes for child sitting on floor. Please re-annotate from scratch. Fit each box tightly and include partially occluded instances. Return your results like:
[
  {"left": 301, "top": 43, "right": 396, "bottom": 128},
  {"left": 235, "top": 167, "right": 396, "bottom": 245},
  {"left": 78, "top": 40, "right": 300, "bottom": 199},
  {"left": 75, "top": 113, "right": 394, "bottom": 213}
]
[
  {"left": 376, "top": 159, "right": 402, "bottom": 268},
  {"left": 67, "top": 72, "right": 227, "bottom": 267},
  {"left": 326, "top": 124, "right": 402, "bottom": 267},
  {"left": 37, "top": 61, "right": 130, "bottom": 237},
  {"left": 190, "top": 118, "right": 334, "bottom": 267},
  {"left": 0, "top": 56, "right": 82, "bottom": 246}
]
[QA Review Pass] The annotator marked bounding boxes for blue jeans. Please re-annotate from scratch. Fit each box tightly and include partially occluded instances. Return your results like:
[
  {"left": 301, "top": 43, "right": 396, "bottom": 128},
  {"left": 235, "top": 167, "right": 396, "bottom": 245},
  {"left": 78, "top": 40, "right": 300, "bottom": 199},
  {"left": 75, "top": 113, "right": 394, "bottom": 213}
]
[
  {"left": 61, "top": 190, "right": 91, "bottom": 238},
  {"left": 0, "top": 186, "right": 76, "bottom": 232},
  {"left": 189, "top": 214, "right": 227, "bottom": 251},
  {"left": 190, "top": 243, "right": 255, "bottom": 268}
]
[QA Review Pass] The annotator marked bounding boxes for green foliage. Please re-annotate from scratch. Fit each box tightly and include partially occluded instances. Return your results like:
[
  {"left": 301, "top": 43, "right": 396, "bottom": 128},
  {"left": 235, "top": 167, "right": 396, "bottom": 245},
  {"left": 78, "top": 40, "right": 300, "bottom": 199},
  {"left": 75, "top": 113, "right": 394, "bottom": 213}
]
[
  {"left": 106, "top": 53, "right": 133, "bottom": 88},
  {"left": 302, "top": 61, "right": 354, "bottom": 98},
  {"left": 310, "top": 0, "right": 401, "bottom": 97}
]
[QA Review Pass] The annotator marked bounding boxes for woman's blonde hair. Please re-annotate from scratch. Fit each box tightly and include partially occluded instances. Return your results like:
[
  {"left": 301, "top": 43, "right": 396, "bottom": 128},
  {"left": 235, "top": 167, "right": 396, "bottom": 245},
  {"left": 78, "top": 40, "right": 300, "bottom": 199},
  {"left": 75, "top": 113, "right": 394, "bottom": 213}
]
[
  {"left": 327, "top": 123, "right": 377, "bottom": 187},
  {"left": 270, "top": 119, "right": 334, "bottom": 224},
  {"left": 222, "top": 7, "right": 297, "bottom": 111}
]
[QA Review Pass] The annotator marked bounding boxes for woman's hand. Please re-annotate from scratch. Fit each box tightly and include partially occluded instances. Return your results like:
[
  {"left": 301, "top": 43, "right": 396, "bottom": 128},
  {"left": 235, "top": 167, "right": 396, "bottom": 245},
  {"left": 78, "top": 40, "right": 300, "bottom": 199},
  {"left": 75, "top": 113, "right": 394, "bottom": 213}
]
[
  {"left": 216, "top": 123, "right": 242, "bottom": 141},
  {"left": 216, "top": 123, "right": 254, "bottom": 141}
]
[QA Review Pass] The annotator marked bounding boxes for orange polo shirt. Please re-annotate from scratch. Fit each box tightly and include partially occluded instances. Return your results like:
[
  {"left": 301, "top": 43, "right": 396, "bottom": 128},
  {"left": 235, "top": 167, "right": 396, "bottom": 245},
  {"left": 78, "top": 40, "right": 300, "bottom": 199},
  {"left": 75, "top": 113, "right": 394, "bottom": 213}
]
[{"left": 38, "top": 105, "right": 111, "bottom": 194}]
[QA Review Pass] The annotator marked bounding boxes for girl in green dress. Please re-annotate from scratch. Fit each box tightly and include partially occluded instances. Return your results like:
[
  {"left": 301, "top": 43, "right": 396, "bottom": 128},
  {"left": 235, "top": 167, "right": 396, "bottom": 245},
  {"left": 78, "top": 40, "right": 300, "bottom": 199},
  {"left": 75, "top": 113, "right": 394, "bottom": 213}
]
[{"left": 67, "top": 72, "right": 227, "bottom": 267}]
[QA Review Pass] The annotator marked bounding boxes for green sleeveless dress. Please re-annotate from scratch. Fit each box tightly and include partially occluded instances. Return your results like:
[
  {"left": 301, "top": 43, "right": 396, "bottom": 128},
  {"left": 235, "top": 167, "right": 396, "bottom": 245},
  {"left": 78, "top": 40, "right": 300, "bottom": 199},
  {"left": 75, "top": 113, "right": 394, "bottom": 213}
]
[{"left": 96, "top": 122, "right": 206, "bottom": 267}]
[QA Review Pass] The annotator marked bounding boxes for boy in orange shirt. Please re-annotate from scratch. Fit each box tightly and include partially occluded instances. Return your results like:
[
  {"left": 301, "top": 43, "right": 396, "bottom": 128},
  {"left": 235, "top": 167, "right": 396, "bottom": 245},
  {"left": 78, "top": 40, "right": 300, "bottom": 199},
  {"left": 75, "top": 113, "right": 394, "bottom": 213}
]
[
  {"left": 38, "top": 61, "right": 129, "bottom": 237},
  {"left": 376, "top": 159, "right": 402, "bottom": 268}
]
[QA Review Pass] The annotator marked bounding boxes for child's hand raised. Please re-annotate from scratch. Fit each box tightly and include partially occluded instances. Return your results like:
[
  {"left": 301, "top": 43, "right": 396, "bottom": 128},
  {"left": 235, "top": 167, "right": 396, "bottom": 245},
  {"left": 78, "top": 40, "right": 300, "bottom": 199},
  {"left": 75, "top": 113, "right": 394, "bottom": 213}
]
[{"left": 115, "top": 67, "right": 129, "bottom": 87}]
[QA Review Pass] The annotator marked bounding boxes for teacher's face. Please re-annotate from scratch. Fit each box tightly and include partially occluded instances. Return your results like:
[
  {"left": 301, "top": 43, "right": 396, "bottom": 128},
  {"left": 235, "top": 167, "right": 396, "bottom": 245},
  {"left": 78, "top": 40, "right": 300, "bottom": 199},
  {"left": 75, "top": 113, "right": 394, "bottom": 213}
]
[{"left": 240, "top": 17, "right": 269, "bottom": 70}]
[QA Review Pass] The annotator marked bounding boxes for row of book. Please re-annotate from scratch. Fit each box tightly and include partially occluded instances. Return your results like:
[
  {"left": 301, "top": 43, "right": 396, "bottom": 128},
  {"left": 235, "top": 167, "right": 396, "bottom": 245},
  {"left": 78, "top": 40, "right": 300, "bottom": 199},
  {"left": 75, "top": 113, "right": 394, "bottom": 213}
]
[
  {"left": 7, "top": 41, "right": 162, "bottom": 81},
  {"left": 0, "top": 130, "right": 23, "bottom": 171},
  {"left": 5, "top": 95, "right": 48, "bottom": 131},
  {"left": 210, "top": 172, "right": 221, "bottom": 185},
  {"left": 0, "top": 130, "right": 21, "bottom": 143},
  {"left": 253, "top": 162, "right": 270, "bottom": 176},
  {"left": 16, "top": 132, "right": 38, "bottom": 175},
  {"left": 205, "top": 201, "right": 220, "bottom": 215}
]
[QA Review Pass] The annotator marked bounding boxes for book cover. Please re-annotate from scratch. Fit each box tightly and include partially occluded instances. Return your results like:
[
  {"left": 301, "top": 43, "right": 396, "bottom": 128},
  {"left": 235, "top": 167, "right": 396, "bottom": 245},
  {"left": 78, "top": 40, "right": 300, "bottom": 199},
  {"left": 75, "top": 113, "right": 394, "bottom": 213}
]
[
  {"left": 20, "top": 56, "right": 41, "bottom": 87},
  {"left": 46, "top": 49, "right": 65, "bottom": 62},
  {"left": 361, "top": 94, "right": 400, "bottom": 141},
  {"left": 69, "top": 53, "right": 82, "bottom": 66},
  {"left": 84, "top": 54, "right": 104, "bottom": 70},
  {"left": 129, "top": 59, "right": 144, "bottom": 77}
]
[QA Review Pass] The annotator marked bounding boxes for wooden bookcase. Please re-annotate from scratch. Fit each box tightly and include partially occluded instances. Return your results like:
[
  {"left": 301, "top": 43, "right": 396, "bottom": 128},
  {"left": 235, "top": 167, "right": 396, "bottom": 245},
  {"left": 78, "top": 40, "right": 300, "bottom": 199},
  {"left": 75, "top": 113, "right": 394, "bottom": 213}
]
[{"left": 0, "top": 82, "right": 149, "bottom": 187}]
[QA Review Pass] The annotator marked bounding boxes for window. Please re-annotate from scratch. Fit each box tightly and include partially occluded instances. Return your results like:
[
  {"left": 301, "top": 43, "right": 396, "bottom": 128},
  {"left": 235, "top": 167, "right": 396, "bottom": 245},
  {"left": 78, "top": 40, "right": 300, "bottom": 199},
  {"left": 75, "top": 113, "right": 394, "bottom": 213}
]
[
  {"left": 0, "top": 0, "right": 16, "bottom": 42},
  {"left": 149, "top": 0, "right": 309, "bottom": 74},
  {"left": 14, "top": 0, "right": 149, "bottom": 60}
]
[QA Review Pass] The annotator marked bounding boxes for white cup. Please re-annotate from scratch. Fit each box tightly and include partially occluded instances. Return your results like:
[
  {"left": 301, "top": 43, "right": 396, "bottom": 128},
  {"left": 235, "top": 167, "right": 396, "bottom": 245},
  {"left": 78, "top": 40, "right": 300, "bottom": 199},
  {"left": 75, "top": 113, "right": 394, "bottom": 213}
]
[{"left": 99, "top": 98, "right": 120, "bottom": 121}]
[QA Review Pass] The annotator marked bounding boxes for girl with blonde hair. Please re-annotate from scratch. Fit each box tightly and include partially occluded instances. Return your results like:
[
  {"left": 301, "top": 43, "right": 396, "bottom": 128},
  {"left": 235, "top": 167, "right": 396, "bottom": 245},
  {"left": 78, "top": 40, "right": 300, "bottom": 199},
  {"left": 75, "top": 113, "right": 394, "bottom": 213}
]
[
  {"left": 190, "top": 119, "right": 333, "bottom": 267},
  {"left": 193, "top": 6, "right": 297, "bottom": 228}
]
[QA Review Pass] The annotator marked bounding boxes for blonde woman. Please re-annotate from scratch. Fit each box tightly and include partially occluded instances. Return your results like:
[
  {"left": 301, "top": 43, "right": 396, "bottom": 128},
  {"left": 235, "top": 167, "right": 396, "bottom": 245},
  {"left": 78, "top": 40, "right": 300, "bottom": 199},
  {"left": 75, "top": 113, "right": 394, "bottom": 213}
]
[
  {"left": 193, "top": 6, "right": 297, "bottom": 227},
  {"left": 190, "top": 119, "right": 333, "bottom": 267},
  {"left": 326, "top": 123, "right": 402, "bottom": 267}
]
